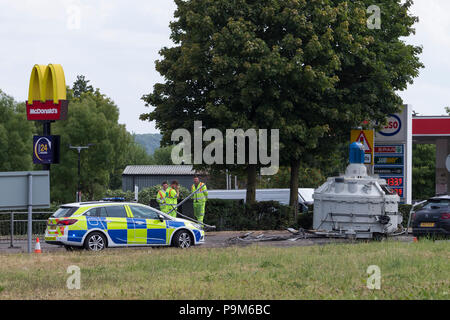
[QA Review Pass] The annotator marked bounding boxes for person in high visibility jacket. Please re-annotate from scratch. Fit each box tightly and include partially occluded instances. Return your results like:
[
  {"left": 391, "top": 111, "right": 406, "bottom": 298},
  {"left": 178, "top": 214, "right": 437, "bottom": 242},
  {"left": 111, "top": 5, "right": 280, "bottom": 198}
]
[
  {"left": 165, "top": 180, "right": 180, "bottom": 218},
  {"left": 191, "top": 176, "right": 208, "bottom": 223},
  {"left": 156, "top": 181, "right": 171, "bottom": 214}
]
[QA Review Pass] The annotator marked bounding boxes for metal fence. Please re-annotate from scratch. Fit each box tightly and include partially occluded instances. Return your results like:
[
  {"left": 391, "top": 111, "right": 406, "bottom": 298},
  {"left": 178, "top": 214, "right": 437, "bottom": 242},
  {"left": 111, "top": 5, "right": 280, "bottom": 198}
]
[{"left": 0, "top": 211, "right": 53, "bottom": 246}]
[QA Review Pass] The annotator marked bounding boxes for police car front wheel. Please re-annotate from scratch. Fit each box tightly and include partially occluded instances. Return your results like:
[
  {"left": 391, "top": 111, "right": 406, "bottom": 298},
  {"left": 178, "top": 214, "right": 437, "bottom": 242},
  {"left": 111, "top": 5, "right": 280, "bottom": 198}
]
[
  {"left": 84, "top": 232, "right": 107, "bottom": 251},
  {"left": 173, "top": 230, "right": 193, "bottom": 248}
]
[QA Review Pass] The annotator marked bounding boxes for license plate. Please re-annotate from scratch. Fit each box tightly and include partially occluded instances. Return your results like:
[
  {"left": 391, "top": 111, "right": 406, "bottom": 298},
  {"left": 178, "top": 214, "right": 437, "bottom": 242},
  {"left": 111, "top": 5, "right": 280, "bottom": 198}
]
[{"left": 420, "top": 222, "right": 435, "bottom": 227}]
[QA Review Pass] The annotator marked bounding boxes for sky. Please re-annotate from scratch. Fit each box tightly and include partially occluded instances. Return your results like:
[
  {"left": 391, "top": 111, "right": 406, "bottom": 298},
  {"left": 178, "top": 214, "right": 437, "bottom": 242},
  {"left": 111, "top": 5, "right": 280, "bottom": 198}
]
[{"left": 0, "top": 0, "right": 449, "bottom": 134}]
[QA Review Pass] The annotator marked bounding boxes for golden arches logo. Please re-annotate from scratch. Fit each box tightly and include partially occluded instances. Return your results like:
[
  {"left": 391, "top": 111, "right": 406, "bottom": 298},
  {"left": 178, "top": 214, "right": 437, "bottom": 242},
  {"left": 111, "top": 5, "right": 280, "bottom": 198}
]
[
  {"left": 26, "top": 63, "right": 68, "bottom": 121},
  {"left": 28, "top": 64, "right": 66, "bottom": 104}
]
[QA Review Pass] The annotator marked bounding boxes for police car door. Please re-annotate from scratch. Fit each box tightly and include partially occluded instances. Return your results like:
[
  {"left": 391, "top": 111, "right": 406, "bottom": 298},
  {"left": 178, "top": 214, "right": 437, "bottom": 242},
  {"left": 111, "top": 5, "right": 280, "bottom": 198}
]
[
  {"left": 127, "top": 205, "right": 167, "bottom": 245},
  {"left": 104, "top": 205, "right": 130, "bottom": 245}
]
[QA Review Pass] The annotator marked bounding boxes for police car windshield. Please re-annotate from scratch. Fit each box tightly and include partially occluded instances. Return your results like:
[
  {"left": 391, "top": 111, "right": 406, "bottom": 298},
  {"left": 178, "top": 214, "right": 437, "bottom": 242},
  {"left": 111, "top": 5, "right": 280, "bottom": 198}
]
[{"left": 53, "top": 206, "right": 78, "bottom": 218}]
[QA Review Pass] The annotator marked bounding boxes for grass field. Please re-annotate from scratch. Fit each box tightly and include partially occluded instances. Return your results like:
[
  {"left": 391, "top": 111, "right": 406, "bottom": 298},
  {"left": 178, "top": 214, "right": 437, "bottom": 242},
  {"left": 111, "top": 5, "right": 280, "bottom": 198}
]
[{"left": 0, "top": 240, "right": 448, "bottom": 299}]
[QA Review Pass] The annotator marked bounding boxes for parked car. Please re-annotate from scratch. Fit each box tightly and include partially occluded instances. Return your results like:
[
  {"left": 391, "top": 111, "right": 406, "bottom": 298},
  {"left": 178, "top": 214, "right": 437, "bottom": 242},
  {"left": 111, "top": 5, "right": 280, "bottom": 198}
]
[
  {"left": 412, "top": 195, "right": 450, "bottom": 238},
  {"left": 45, "top": 201, "right": 205, "bottom": 251}
]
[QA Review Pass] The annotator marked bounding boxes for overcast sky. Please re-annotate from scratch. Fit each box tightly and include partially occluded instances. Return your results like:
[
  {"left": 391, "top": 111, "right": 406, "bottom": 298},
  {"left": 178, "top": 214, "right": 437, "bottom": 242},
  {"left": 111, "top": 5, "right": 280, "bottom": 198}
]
[{"left": 0, "top": 0, "right": 449, "bottom": 134}]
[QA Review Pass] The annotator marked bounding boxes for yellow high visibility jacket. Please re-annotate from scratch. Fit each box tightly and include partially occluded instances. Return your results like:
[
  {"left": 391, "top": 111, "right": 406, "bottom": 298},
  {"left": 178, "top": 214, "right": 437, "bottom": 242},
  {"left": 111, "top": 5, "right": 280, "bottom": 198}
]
[
  {"left": 156, "top": 189, "right": 168, "bottom": 206},
  {"left": 165, "top": 187, "right": 178, "bottom": 207},
  {"left": 191, "top": 182, "right": 208, "bottom": 203}
]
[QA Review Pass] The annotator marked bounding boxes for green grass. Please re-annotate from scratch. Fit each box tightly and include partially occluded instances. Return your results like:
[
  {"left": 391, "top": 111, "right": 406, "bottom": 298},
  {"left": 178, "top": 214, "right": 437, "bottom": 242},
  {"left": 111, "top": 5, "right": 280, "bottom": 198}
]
[{"left": 0, "top": 240, "right": 448, "bottom": 299}]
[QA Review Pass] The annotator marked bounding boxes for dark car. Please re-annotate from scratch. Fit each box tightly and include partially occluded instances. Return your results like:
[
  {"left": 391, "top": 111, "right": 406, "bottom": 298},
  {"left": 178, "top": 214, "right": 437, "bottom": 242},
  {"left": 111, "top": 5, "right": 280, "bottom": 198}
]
[{"left": 412, "top": 195, "right": 450, "bottom": 238}]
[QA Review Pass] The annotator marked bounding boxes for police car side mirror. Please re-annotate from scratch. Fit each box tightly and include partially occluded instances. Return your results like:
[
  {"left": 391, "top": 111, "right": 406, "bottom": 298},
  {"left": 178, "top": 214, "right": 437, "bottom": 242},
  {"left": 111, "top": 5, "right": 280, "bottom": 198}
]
[{"left": 158, "top": 214, "right": 165, "bottom": 221}]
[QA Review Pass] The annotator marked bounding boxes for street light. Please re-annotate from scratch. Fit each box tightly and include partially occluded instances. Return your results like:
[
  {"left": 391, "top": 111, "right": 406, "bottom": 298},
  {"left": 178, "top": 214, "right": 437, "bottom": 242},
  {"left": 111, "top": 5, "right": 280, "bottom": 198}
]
[{"left": 69, "top": 143, "right": 94, "bottom": 202}]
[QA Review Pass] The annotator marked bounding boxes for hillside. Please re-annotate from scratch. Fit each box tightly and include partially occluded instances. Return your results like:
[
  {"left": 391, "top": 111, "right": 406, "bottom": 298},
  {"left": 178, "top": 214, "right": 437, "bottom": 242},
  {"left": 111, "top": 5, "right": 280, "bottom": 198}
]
[{"left": 133, "top": 133, "right": 162, "bottom": 155}]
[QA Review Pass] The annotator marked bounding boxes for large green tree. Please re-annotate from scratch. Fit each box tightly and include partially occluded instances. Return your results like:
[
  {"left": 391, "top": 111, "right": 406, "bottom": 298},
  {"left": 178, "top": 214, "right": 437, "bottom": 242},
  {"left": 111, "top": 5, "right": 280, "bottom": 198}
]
[
  {"left": 141, "top": 0, "right": 423, "bottom": 210},
  {"left": 0, "top": 89, "right": 35, "bottom": 171},
  {"left": 280, "top": 0, "right": 423, "bottom": 211},
  {"left": 51, "top": 84, "right": 151, "bottom": 203}
]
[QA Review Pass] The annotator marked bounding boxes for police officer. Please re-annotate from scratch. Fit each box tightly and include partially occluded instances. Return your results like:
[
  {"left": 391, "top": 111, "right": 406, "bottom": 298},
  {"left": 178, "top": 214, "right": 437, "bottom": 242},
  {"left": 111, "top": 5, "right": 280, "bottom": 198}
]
[
  {"left": 165, "top": 180, "right": 180, "bottom": 218},
  {"left": 191, "top": 176, "right": 208, "bottom": 223},
  {"left": 156, "top": 181, "right": 171, "bottom": 214}
]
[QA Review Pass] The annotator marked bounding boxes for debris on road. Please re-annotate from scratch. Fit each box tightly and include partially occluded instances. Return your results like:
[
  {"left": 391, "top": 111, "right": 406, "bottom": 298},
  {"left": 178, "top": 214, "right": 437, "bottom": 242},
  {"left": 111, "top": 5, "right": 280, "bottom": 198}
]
[{"left": 226, "top": 228, "right": 314, "bottom": 244}]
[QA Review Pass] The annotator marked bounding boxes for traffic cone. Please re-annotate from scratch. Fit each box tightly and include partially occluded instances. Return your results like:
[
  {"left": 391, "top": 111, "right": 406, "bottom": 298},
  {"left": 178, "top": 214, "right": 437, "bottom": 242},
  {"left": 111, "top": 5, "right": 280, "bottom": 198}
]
[
  {"left": 34, "top": 237, "right": 42, "bottom": 253},
  {"left": 413, "top": 237, "right": 418, "bottom": 243}
]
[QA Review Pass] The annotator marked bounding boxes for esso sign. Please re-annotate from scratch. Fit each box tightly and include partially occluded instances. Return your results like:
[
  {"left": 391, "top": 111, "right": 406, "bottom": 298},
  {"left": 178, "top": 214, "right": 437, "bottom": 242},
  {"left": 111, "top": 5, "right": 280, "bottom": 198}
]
[{"left": 378, "top": 114, "right": 402, "bottom": 136}]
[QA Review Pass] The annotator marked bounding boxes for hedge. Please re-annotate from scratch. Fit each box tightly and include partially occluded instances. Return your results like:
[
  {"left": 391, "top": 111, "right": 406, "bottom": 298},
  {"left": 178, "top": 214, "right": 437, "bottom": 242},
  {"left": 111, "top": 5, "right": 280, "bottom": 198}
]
[
  {"left": 104, "top": 186, "right": 190, "bottom": 204},
  {"left": 204, "top": 199, "right": 297, "bottom": 231}
]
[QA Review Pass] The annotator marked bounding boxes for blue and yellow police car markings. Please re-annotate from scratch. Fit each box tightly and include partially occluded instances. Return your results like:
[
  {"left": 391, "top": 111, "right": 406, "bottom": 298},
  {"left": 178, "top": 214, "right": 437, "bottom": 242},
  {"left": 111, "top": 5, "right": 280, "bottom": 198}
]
[
  {"left": 192, "top": 229, "right": 201, "bottom": 242},
  {"left": 46, "top": 202, "right": 204, "bottom": 249}
]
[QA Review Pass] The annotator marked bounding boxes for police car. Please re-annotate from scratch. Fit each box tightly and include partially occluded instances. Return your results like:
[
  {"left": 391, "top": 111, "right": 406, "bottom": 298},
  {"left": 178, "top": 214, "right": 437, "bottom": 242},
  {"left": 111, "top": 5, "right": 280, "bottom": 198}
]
[{"left": 44, "top": 200, "right": 205, "bottom": 251}]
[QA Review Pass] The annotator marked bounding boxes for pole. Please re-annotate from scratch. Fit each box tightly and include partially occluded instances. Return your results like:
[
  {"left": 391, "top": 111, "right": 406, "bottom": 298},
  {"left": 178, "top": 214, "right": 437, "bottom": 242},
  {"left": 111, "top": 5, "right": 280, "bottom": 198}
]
[
  {"left": 42, "top": 121, "right": 51, "bottom": 171},
  {"left": 165, "top": 184, "right": 216, "bottom": 229},
  {"left": 226, "top": 169, "right": 229, "bottom": 190},
  {"left": 77, "top": 149, "right": 81, "bottom": 202},
  {"left": 69, "top": 144, "right": 94, "bottom": 202},
  {"left": 27, "top": 173, "right": 33, "bottom": 253},
  {"left": 166, "top": 184, "right": 205, "bottom": 216},
  {"left": 9, "top": 212, "right": 14, "bottom": 248},
  {"left": 167, "top": 204, "right": 216, "bottom": 229}
]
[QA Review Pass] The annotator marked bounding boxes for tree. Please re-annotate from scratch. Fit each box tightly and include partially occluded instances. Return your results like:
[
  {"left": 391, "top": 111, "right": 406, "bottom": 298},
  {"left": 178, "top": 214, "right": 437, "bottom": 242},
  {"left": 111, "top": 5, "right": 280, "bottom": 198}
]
[
  {"left": 273, "top": 0, "right": 423, "bottom": 213},
  {"left": 72, "top": 75, "right": 94, "bottom": 99},
  {"left": 51, "top": 85, "right": 151, "bottom": 203},
  {"left": 141, "top": 0, "right": 422, "bottom": 210},
  {"left": 152, "top": 146, "right": 174, "bottom": 165},
  {"left": 412, "top": 144, "right": 435, "bottom": 200},
  {"left": 0, "top": 89, "right": 35, "bottom": 171}
]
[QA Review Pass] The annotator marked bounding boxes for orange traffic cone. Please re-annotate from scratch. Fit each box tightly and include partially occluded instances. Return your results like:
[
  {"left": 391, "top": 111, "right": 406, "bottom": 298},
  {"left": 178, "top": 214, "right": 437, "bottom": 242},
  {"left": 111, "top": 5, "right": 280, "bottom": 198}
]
[
  {"left": 34, "top": 237, "right": 42, "bottom": 253},
  {"left": 413, "top": 237, "right": 418, "bottom": 243}
]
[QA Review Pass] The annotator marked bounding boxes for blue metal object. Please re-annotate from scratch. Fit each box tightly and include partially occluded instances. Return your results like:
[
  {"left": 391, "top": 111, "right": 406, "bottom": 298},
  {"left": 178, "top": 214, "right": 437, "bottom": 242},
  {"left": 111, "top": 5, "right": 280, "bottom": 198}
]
[{"left": 349, "top": 142, "right": 365, "bottom": 164}]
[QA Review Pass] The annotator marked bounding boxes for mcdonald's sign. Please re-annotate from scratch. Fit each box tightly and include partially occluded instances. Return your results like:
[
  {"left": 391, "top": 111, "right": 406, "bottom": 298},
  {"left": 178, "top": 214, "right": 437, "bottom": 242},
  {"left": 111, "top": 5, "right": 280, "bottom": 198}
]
[{"left": 26, "top": 64, "right": 68, "bottom": 121}]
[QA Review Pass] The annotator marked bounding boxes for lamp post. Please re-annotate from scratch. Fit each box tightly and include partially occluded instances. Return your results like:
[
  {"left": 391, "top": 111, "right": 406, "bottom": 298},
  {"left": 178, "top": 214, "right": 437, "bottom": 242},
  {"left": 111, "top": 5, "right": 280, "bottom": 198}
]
[{"left": 69, "top": 144, "right": 94, "bottom": 202}]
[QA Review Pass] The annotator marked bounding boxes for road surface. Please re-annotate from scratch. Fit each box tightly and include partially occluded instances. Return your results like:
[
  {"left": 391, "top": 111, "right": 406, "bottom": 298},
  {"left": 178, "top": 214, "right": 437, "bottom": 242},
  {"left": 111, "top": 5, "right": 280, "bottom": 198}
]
[{"left": 0, "top": 230, "right": 415, "bottom": 253}]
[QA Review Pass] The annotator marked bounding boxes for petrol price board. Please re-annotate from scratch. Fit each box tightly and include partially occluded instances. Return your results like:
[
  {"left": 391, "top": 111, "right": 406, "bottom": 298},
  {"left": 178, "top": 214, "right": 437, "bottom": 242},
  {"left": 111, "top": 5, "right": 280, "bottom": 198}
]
[
  {"left": 374, "top": 105, "right": 412, "bottom": 204},
  {"left": 374, "top": 144, "right": 405, "bottom": 200}
]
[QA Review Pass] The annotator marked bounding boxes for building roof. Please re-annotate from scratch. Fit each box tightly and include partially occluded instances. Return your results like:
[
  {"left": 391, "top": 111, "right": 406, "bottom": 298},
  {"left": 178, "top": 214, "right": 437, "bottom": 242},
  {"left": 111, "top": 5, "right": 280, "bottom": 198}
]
[{"left": 123, "top": 165, "right": 196, "bottom": 176}]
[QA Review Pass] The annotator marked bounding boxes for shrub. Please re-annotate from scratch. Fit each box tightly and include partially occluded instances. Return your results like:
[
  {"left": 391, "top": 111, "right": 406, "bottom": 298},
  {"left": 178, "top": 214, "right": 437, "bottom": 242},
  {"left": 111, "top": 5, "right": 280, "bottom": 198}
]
[
  {"left": 103, "top": 185, "right": 190, "bottom": 205},
  {"left": 103, "top": 189, "right": 135, "bottom": 201},
  {"left": 137, "top": 185, "right": 190, "bottom": 205},
  {"left": 399, "top": 204, "right": 413, "bottom": 227}
]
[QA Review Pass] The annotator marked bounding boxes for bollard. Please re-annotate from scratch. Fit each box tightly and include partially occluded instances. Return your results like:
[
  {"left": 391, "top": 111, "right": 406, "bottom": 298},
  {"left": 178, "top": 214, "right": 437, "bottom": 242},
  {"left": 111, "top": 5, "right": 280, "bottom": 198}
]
[{"left": 9, "top": 212, "right": 14, "bottom": 248}]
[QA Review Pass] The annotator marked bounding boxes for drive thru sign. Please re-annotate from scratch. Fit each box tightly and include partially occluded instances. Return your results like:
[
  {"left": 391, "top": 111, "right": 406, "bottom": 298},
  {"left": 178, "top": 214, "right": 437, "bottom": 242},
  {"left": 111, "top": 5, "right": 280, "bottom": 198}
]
[{"left": 351, "top": 130, "right": 374, "bottom": 164}]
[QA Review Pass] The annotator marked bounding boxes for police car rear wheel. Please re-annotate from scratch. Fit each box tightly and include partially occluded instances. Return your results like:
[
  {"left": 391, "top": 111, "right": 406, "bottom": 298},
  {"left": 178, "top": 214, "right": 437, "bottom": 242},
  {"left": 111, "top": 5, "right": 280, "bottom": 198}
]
[
  {"left": 84, "top": 232, "right": 106, "bottom": 251},
  {"left": 173, "top": 230, "right": 193, "bottom": 248}
]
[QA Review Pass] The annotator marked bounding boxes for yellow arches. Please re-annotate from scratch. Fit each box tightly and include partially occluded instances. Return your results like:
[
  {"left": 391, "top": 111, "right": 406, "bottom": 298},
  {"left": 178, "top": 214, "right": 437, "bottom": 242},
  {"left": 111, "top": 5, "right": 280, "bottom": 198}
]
[{"left": 28, "top": 64, "right": 66, "bottom": 104}]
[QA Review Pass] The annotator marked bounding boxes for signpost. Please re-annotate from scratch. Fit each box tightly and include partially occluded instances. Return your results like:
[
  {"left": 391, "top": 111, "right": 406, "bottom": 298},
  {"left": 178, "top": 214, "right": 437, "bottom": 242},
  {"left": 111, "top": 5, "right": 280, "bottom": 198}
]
[
  {"left": 26, "top": 64, "right": 68, "bottom": 170},
  {"left": 33, "top": 135, "right": 60, "bottom": 164},
  {"left": 375, "top": 105, "right": 412, "bottom": 204},
  {"left": 0, "top": 171, "right": 50, "bottom": 253},
  {"left": 351, "top": 130, "right": 374, "bottom": 173}
]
